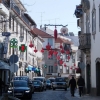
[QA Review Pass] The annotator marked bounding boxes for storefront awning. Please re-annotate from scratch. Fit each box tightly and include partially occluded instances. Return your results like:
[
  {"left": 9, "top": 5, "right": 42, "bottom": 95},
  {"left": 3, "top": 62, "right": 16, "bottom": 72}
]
[{"left": 0, "top": 60, "right": 10, "bottom": 70}]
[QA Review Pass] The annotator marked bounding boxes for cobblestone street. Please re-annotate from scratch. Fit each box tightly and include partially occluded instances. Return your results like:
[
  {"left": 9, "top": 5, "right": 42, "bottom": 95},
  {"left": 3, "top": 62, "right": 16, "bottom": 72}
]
[{"left": 31, "top": 88, "right": 100, "bottom": 100}]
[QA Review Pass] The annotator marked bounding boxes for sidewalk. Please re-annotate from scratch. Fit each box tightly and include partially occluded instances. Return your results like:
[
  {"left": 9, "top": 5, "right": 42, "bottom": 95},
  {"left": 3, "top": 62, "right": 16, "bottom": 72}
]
[{"left": 65, "top": 88, "right": 100, "bottom": 100}]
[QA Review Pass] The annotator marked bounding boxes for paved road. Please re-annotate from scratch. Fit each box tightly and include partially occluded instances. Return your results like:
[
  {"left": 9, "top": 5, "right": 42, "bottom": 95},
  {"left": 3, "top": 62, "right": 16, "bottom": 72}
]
[
  {"left": 32, "top": 89, "right": 68, "bottom": 100},
  {"left": 31, "top": 88, "right": 100, "bottom": 100}
]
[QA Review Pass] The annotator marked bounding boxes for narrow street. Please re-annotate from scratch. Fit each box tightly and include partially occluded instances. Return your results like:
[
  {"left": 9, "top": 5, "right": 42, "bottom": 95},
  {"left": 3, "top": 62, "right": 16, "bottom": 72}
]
[
  {"left": 31, "top": 88, "right": 100, "bottom": 100},
  {"left": 32, "top": 89, "right": 68, "bottom": 100}
]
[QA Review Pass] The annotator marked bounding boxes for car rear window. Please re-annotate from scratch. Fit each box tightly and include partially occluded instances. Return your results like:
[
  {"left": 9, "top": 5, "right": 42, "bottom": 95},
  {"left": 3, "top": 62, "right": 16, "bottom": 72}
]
[{"left": 55, "top": 78, "right": 65, "bottom": 82}]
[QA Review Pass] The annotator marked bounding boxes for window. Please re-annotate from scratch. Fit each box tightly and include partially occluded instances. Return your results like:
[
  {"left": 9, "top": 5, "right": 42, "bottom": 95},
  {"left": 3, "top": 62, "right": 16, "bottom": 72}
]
[
  {"left": 92, "top": 9, "right": 96, "bottom": 33},
  {"left": 48, "top": 38, "right": 53, "bottom": 46},
  {"left": 16, "top": 21, "right": 18, "bottom": 35},
  {"left": 48, "top": 66, "right": 53, "bottom": 73},
  {"left": 86, "top": 15, "right": 90, "bottom": 33},
  {"left": 48, "top": 54, "right": 53, "bottom": 60},
  {"left": 9, "top": 13, "right": 11, "bottom": 29},
  {"left": 12, "top": 18, "right": 14, "bottom": 31},
  {"left": 66, "top": 66, "right": 69, "bottom": 74}
]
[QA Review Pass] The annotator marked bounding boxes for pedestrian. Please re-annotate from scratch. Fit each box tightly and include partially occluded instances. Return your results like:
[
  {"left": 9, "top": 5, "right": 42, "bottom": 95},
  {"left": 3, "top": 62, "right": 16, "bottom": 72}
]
[
  {"left": 0, "top": 78, "right": 4, "bottom": 96},
  {"left": 69, "top": 76, "right": 76, "bottom": 97},
  {"left": 77, "top": 75, "right": 85, "bottom": 97}
]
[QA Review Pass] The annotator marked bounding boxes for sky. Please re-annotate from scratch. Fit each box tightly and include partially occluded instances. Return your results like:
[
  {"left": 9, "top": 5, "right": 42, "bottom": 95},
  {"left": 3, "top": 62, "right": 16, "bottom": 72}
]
[{"left": 21, "top": 0, "right": 81, "bottom": 35}]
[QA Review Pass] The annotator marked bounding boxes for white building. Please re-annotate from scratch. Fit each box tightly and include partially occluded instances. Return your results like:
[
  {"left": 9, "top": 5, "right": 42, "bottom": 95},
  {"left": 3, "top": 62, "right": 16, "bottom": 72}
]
[{"left": 75, "top": 0, "right": 100, "bottom": 96}]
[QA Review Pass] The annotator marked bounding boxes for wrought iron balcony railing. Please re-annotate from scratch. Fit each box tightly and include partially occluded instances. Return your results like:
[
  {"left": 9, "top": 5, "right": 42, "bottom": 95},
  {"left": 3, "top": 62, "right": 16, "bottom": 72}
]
[{"left": 78, "top": 33, "right": 91, "bottom": 50}]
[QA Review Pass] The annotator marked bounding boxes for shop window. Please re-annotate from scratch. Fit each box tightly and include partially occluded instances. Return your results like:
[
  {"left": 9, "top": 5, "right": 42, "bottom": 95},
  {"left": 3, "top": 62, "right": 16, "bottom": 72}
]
[{"left": 48, "top": 66, "right": 53, "bottom": 73}]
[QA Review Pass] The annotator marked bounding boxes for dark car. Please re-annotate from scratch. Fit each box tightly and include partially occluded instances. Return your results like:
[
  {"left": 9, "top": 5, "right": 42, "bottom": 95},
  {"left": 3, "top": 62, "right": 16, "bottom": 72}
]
[
  {"left": 14, "top": 76, "right": 34, "bottom": 93},
  {"left": 48, "top": 78, "right": 55, "bottom": 88},
  {"left": 8, "top": 80, "right": 32, "bottom": 99},
  {"left": 33, "top": 80, "right": 42, "bottom": 92},
  {"left": 46, "top": 79, "right": 52, "bottom": 89},
  {"left": 33, "top": 77, "right": 46, "bottom": 91},
  {"left": 52, "top": 77, "right": 67, "bottom": 91}
]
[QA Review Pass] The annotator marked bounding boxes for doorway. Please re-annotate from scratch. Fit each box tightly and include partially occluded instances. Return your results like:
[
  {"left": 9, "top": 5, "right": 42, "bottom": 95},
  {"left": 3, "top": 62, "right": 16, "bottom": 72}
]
[
  {"left": 96, "top": 62, "right": 100, "bottom": 96},
  {"left": 86, "top": 64, "right": 91, "bottom": 94}
]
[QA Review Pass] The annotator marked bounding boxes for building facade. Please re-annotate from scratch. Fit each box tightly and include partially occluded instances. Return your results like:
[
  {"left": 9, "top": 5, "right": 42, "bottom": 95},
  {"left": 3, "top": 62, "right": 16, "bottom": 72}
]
[{"left": 75, "top": 0, "right": 100, "bottom": 96}]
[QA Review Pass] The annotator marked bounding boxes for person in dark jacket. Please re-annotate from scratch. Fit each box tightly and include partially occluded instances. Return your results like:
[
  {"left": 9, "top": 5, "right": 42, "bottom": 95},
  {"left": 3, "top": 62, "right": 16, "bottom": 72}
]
[
  {"left": 77, "top": 76, "right": 85, "bottom": 97},
  {"left": 69, "top": 76, "right": 76, "bottom": 96},
  {"left": 0, "top": 78, "right": 4, "bottom": 96}
]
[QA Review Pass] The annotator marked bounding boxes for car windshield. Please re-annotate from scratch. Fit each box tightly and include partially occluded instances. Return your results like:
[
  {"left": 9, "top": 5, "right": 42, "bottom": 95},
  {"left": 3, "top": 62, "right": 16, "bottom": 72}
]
[
  {"left": 34, "top": 78, "right": 43, "bottom": 82},
  {"left": 33, "top": 81, "right": 40, "bottom": 85},
  {"left": 14, "top": 77, "right": 28, "bottom": 81},
  {"left": 12, "top": 81, "right": 28, "bottom": 87},
  {"left": 49, "top": 79, "right": 55, "bottom": 82},
  {"left": 55, "top": 78, "right": 65, "bottom": 82},
  {"left": 46, "top": 80, "right": 51, "bottom": 83}
]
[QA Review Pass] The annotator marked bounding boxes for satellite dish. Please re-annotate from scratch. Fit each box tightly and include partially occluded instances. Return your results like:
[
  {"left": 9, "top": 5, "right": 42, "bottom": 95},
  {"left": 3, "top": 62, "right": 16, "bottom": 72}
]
[{"left": 60, "top": 27, "right": 68, "bottom": 34}]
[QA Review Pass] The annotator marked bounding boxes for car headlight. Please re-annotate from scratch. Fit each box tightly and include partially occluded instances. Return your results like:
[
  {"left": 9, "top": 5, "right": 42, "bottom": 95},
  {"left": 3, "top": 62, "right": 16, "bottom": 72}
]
[
  {"left": 8, "top": 90, "right": 12, "bottom": 93},
  {"left": 25, "top": 90, "right": 30, "bottom": 93}
]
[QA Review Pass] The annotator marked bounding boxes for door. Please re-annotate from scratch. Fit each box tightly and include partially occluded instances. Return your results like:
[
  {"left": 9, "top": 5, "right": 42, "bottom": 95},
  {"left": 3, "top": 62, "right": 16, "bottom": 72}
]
[
  {"left": 96, "top": 62, "right": 100, "bottom": 96},
  {"left": 86, "top": 64, "right": 91, "bottom": 94}
]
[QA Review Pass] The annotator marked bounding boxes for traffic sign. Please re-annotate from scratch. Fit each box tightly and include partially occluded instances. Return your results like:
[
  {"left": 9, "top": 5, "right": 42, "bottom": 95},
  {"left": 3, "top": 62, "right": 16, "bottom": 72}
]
[
  {"left": 2, "top": 32, "right": 11, "bottom": 37},
  {"left": 10, "top": 64, "right": 18, "bottom": 73},
  {"left": 9, "top": 55, "right": 18, "bottom": 63},
  {"left": 10, "top": 38, "right": 18, "bottom": 48}
]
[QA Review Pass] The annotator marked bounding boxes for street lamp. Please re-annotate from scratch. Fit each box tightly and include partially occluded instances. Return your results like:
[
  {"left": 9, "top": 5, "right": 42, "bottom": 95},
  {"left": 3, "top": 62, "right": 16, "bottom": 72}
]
[{"left": 19, "top": 36, "right": 24, "bottom": 42}]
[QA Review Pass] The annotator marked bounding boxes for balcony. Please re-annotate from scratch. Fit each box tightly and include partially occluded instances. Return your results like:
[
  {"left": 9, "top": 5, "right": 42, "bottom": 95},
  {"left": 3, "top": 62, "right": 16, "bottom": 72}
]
[
  {"left": 78, "top": 33, "right": 91, "bottom": 51},
  {"left": 0, "top": 0, "right": 9, "bottom": 16}
]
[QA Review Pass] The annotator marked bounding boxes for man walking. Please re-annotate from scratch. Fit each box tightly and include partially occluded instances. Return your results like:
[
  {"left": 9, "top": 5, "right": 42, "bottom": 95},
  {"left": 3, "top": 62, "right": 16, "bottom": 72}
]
[
  {"left": 77, "top": 76, "right": 85, "bottom": 97},
  {"left": 69, "top": 76, "right": 76, "bottom": 97}
]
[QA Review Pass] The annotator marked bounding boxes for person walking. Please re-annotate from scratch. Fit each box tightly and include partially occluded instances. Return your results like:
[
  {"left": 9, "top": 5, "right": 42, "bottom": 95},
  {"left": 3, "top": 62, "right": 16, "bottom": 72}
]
[
  {"left": 69, "top": 76, "right": 76, "bottom": 97},
  {"left": 77, "top": 75, "right": 85, "bottom": 97},
  {"left": 0, "top": 78, "right": 4, "bottom": 96}
]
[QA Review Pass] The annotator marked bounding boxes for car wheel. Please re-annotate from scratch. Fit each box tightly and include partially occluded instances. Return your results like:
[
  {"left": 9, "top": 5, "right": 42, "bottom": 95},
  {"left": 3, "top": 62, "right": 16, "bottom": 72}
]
[{"left": 53, "top": 88, "right": 55, "bottom": 90}]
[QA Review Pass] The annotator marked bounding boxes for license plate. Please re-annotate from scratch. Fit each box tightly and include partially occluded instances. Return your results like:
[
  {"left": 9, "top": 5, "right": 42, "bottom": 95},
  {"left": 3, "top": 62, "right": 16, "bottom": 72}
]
[{"left": 15, "top": 93, "right": 22, "bottom": 95}]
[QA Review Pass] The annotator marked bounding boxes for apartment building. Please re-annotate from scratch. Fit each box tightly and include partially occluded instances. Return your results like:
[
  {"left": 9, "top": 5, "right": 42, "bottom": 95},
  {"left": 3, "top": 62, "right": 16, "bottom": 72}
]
[{"left": 75, "top": 0, "right": 100, "bottom": 96}]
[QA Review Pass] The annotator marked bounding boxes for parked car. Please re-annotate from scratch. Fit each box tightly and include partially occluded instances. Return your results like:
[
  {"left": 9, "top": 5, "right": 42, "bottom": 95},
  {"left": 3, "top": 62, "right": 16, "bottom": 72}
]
[
  {"left": 33, "top": 77, "right": 46, "bottom": 91},
  {"left": 8, "top": 80, "right": 32, "bottom": 100},
  {"left": 46, "top": 79, "right": 52, "bottom": 89},
  {"left": 48, "top": 77, "right": 55, "bottom": 88},
  {"left": 13, "top": 76, "right": 34, "bottom": 93},
  {"left": 33, "top": 80, "right": 42, "bottom": 92},
  {"left": 52, "top": 77, "right": 67, "bottom": 91}
]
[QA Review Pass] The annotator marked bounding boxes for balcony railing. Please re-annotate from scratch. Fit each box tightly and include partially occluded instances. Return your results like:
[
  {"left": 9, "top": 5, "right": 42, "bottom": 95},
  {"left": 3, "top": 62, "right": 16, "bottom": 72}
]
[{"left": 78, "top": 33, "right": 91, "bottom": 50}]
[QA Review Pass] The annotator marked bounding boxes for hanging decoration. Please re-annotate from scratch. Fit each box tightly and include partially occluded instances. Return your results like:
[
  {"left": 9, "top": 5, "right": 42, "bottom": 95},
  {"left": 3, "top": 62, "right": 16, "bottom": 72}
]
[
  {"left": 60, "top": 49, "right": 65, "bottom": 54},
  {"left": 59, "top": 59, "right": 63, "bottom": 65},
  {"left": 41, "top": 48, "right": 44, "bottom": 53},
  {"left": 70, "top": 66, "right": 72, "bottom": 69},
  {"left": 66, "top": 50, "right": 70, "bottom": 54},
  {"left": 49, "top": 50, "right": 54, "bottom": 56},
  {"left": 76, "top": 67, "right": 81, "bottom": 73},
  {"left": 54, "top": 26, "right": 58, "bottom": 40},
  {"left": 60, "top": 43, "right": 63, "bottom": 49},
  {"left": 74, "top": 63, "right": 76, "bottom": 66},
  {"left": 68, "top": 55, "right": 70, "bottom": 60},
  {"left": 46, "top": 42, "right": 51, "bottom": 50},
  {"left": 64, "top": 63, "right": 67, "bottom": 67},
  {"left": 34, "top": 47, "right": 38, "bottom": 53},
  {"left": 48, "top": 55, "right": 51, "bottom": 58},
  {"left": 53, "top": 51, "right": 58, "bottom": 56},
  {"left": 57, "top": 55, "right": 60, "bottom": 60},
  {"left": 29, "top": 40, "right": 34, "bottom": 48}
]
